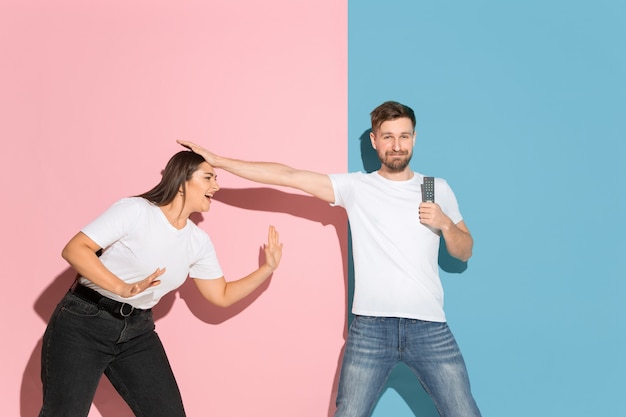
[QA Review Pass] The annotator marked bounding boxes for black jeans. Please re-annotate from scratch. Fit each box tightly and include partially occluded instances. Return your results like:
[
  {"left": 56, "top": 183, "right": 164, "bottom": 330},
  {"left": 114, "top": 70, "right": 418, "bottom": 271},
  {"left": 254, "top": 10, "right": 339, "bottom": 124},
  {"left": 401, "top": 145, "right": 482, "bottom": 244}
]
[{"left": 39, "top": 291, "right": 186, "bottom": 417}]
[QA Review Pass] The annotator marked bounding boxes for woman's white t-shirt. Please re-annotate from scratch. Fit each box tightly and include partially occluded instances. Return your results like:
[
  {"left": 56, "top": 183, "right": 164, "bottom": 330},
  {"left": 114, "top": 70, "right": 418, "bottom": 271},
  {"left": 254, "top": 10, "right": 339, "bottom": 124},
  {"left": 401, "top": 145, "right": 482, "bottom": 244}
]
[{"left": 79, "top": 197, "right": 223, "bottom": 309}]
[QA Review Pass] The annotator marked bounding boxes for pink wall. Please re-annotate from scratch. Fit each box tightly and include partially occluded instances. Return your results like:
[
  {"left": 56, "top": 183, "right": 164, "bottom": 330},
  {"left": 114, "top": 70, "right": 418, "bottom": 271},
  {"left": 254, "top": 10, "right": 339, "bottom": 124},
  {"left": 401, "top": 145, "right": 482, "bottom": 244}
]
[{"left": 0, "top": 1, "right": 347, "bottom": 416}]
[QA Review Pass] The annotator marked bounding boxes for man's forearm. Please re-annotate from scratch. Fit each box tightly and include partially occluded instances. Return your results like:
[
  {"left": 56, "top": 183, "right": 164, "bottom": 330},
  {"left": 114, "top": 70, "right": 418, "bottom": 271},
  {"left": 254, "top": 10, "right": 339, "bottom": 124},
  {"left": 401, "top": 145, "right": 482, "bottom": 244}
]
[
  {"left": 178, "top": 140, "right": 335, "bottom": 202},
  {"left": 212, "top": 155, "right": 298, "bottom": 187},
  {"left": 441, "top": 223, "right": 473, "bottom": 262}
]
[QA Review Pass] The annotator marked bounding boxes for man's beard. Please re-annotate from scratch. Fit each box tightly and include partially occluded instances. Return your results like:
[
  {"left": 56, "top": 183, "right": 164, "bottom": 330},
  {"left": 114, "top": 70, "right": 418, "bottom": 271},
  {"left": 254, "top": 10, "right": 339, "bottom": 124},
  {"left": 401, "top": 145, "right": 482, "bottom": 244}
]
[{"left": 380, "top": 151, "right": 412, "bottom": 173}]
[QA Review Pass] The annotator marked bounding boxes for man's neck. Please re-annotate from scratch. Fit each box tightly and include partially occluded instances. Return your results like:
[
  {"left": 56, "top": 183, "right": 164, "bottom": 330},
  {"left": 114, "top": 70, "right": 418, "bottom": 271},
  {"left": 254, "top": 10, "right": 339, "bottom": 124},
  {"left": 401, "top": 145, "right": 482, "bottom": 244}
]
[{"left": 376, "top": 167, "right": 415, "bottom": 181}]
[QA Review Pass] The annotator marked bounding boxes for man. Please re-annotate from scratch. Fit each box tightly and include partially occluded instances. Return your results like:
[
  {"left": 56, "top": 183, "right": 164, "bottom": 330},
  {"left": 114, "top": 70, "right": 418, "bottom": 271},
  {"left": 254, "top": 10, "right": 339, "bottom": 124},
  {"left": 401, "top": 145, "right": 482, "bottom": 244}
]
[{"left": 178, "top": 100, "right": 481, "bottom": 417}]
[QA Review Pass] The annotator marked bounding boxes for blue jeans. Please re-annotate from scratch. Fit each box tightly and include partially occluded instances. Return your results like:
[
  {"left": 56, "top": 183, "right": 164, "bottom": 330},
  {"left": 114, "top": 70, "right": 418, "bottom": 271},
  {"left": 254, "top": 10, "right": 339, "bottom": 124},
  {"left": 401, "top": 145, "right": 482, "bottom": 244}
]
[
  {"left": 39, "top": 291, "right": 186, "bottom": 417},
  {"left": 335, "top": 316, "right": 481, "bottom": 417}
]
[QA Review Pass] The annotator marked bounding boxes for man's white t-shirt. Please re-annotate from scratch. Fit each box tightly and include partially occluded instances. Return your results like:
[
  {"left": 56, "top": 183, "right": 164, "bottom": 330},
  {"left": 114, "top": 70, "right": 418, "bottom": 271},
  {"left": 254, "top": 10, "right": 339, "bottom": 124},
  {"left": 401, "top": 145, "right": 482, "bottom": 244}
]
[
  {"left": 329, "top": 172, "right": 463, "bottom": 322},
  {"left": 79, "top": 197, "right": 223, "bottom": 309}
]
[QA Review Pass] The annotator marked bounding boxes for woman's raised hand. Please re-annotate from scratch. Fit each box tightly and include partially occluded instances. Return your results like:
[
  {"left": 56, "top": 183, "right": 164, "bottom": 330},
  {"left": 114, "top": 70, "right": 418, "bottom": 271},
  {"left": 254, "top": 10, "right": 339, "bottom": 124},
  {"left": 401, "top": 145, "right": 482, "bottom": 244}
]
[{"left": 263, "top": 225, "right": 283, "bottom": 272}]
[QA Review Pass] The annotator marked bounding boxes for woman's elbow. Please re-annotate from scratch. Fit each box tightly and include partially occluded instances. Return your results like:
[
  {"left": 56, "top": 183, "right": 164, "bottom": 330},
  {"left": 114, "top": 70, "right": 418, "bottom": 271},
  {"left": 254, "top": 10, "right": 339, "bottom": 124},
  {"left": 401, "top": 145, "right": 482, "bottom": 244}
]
[
  {"left": 61, "top": 244, "right": 75, "bottom": 263},
  {"left": 199, "top": 290, "right": 233, "bottom": 308},
  {"left": 206, "top": 297, "right": 234, "bottom": 308}
]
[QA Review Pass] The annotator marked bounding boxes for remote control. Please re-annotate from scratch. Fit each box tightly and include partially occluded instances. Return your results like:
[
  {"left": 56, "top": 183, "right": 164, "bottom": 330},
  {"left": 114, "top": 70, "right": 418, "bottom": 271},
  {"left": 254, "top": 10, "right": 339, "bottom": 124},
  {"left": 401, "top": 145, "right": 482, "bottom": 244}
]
[{"left": 422, "top": 176, "right": 435, "bottom": 202}]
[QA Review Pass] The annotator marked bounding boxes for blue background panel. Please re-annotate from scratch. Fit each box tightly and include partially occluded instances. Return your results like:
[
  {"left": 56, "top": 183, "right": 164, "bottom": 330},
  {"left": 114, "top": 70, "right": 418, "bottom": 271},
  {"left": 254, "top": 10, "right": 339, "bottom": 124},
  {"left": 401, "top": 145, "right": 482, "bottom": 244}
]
[{"left": 348, "top": 1, "right": 626, "bottom": 416}]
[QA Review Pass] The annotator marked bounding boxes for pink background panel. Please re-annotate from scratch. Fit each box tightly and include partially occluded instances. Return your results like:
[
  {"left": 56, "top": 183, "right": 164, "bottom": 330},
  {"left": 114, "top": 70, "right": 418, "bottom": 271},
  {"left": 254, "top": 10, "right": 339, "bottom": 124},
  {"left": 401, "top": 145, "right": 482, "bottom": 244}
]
[{"left": 0, "top": 1, "right": 347, "bottom": 416}]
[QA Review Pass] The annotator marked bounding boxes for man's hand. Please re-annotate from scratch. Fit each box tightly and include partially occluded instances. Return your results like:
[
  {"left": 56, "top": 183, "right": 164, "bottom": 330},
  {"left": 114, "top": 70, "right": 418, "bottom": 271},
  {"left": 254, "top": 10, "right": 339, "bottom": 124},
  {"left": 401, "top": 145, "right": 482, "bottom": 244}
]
[
  {"left": 419, "top": 203, "right": 473, "bottom": 261},
  {"left": 418, "top": 202, "right": 453, "bottom": 231},
  {"left": 177, "top": 139, "right": 219, "bottom": 166}
]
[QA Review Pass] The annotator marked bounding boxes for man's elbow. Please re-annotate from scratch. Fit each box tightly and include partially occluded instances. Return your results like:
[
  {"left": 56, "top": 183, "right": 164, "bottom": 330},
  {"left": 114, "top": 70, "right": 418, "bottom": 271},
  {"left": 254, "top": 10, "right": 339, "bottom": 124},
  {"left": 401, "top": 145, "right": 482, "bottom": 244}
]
[
  {"left": 450, "top": 245, "right": 472, "bottom": 263},
  {"left": 458, "top": 235, "right": 473, "bottom": 262},
  {"left": 457, "top": 251, "right": 472, "bottom": 263}
]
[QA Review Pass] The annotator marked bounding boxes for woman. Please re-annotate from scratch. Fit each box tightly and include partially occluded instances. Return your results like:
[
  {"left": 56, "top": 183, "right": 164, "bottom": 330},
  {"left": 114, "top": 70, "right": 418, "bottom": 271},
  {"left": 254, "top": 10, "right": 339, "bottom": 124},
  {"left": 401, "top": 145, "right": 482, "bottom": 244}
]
[{"left": 39, "top": 150, "right": 282, "bottom": 417}]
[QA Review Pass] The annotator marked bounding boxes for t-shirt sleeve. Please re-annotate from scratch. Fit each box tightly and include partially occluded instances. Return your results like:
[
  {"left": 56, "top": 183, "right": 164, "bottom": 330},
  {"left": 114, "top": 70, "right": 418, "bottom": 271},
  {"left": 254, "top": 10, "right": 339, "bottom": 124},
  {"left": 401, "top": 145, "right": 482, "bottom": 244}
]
[
  {"left": 328, "top": 173, "right": 353, "bottom": 207},
  {"left": 81, "top": 198, "right": 141, "bottom": 249},
  {"left": 189, "top": 232, "right": 224, "bottom": 280},
  {"left": 437, "top": 179, "right": 463, "bottom": 225}
]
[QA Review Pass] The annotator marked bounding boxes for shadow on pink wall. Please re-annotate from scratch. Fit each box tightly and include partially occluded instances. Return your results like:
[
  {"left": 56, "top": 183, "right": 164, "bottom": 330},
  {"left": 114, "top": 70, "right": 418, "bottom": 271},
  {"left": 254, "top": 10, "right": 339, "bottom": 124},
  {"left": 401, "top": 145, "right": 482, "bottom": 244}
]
[
  {"left": 22, "top": 188, "right": 348, "bottom": 417},
  {"left": 211, "top": 187, "right": 349, "bottom": 417}
]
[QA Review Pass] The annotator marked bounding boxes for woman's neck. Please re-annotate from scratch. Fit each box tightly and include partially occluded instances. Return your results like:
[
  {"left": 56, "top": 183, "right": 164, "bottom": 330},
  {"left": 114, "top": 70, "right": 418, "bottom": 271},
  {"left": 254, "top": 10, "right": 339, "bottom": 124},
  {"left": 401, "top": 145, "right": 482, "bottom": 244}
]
[{"left": 160, "top": 201, "right": 189, "bottom": 230}]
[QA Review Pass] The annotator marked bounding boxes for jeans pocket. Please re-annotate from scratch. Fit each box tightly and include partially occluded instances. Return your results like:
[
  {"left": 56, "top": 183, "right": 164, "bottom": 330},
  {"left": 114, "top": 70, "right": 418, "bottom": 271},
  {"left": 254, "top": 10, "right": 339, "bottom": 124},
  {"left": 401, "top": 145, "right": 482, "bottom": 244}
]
[{"left": 60, "top": 292, "right": 101, "bottom": 318}]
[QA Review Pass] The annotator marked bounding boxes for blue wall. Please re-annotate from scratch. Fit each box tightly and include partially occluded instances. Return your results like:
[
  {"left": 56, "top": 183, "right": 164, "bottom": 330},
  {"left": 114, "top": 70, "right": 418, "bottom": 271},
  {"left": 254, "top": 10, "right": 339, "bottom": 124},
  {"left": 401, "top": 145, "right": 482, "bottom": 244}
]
[{"left": 348, "top": 1, "right": 626, "bottom": 415}]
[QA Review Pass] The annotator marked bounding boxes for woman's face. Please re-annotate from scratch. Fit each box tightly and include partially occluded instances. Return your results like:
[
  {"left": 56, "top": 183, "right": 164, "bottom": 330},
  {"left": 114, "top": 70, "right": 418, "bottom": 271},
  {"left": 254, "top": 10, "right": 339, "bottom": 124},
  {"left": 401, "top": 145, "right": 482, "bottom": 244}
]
[{"left": 184, "top": 162, "right": 220, "bottom": 213}]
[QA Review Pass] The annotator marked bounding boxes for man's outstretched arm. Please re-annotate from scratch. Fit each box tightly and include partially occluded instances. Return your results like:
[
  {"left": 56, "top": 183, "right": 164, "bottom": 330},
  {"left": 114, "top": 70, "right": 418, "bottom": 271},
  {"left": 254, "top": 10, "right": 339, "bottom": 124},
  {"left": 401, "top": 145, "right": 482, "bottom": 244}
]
[{"left": 178, "top": 140, "right": 336, "bottom": 203}]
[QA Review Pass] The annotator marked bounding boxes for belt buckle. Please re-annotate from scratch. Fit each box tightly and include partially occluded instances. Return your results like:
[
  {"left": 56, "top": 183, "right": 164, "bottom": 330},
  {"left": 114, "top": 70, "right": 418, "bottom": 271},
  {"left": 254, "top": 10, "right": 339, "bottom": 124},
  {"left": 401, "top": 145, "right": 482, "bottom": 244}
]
[{"left": 119, "top": 303, "right": 135, "bottom": 317}]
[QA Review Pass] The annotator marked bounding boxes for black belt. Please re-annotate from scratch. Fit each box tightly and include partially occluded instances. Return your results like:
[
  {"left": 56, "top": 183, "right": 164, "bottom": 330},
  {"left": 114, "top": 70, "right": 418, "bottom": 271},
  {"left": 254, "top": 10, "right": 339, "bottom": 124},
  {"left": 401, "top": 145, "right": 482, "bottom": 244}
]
[{"left": 72, "top": 282, "right": 148, "bottom": 318}]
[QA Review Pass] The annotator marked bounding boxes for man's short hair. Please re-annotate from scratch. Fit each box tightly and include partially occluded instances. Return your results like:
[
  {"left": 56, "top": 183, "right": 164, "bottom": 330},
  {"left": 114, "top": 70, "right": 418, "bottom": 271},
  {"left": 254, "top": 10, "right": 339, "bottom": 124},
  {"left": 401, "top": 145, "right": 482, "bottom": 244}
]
[{"left": 370, "top": 101, "right": 416, "bottom": 132}]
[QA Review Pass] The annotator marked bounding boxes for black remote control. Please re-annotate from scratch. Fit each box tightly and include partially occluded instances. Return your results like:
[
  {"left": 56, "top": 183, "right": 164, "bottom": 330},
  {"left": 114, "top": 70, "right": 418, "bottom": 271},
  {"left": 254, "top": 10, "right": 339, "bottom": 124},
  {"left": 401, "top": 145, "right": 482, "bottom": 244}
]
[{"left": 422, "top": 176, "right": 435, "bottom": 202}]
